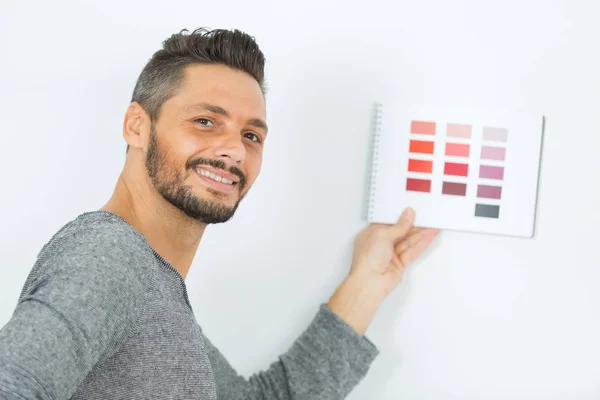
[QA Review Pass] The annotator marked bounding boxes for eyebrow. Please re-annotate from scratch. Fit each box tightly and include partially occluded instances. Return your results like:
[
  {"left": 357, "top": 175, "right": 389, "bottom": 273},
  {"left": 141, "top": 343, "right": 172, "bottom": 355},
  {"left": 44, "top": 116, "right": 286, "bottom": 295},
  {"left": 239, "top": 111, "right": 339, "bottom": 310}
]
[{"left": 185, "top": 102, "right": 268, "bottom": 133}]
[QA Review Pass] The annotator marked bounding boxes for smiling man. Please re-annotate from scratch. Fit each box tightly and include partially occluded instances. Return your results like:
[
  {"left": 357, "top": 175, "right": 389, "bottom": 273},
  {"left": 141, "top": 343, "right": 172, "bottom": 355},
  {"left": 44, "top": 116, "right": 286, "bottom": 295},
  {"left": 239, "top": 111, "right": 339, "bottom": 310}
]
[{"left": 0, "top": 28, "right": 439, "bottom": 399}]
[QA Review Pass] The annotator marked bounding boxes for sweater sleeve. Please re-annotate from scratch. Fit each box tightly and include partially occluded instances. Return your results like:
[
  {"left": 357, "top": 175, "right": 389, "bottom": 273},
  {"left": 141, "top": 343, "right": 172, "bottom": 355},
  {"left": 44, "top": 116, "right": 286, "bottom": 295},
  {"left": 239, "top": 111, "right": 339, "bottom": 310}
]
[
  {"left": 204, "top": 303, "right": 379, "bottom": 400},
  {"left": 0, "top": 229, "right": 149, "bottom": 400}
]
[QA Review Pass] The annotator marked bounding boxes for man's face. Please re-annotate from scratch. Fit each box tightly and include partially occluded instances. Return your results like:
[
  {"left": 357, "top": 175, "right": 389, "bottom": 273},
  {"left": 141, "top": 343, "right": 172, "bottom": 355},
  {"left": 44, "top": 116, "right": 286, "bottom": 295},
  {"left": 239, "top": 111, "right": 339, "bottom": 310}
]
[{"left": 145, "top": 64, "right": 267, "bottom": 224}]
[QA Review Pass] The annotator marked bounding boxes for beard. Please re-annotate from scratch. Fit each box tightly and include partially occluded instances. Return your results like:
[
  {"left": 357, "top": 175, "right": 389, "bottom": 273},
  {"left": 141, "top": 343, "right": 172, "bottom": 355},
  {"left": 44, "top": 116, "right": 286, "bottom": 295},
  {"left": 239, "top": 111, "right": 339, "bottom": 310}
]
[{"left": 145, "top": 127, "right": 247, "bottom": 224}]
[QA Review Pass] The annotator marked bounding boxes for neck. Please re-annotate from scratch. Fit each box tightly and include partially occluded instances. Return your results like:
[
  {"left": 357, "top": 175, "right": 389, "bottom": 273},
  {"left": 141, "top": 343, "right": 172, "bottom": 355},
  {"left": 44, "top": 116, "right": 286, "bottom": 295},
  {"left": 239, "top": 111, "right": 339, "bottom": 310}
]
[{"left": 101, "top": 170, "right": 206, "bottom": 280}]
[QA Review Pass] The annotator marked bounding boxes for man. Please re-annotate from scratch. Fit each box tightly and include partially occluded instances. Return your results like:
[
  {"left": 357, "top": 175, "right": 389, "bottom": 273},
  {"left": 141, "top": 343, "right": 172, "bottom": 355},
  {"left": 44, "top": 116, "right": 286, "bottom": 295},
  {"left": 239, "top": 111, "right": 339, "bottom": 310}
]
[{"left": 0, "top": 28, "right": 439, "bottom": 399}]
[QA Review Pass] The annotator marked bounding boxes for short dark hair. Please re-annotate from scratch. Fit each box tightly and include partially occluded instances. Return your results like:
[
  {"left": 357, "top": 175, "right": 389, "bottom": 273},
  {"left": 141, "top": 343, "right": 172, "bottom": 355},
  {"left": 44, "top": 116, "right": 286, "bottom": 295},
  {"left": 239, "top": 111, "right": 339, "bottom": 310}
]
[{"left": 127, "top": 27, "right": 266, "bottom": 152}]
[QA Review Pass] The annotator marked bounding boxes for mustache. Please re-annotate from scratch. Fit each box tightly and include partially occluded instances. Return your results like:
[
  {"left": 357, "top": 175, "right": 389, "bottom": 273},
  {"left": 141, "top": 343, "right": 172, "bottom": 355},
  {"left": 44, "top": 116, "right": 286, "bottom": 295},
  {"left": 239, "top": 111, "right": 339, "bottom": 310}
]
[{"left": 187, "top": 157, "right": 247, "bottom": 190}]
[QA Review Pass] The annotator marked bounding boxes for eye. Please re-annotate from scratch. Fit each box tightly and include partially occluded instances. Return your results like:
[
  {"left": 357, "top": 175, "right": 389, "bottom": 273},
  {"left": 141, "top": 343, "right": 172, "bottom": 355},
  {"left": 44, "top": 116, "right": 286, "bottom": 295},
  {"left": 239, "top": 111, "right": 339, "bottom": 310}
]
[
  {"left": 244, "top": 132, "right": 262, "bottom": 144},
  {"left": 195, "top": 118, "right": 214, "bottom": 127}
]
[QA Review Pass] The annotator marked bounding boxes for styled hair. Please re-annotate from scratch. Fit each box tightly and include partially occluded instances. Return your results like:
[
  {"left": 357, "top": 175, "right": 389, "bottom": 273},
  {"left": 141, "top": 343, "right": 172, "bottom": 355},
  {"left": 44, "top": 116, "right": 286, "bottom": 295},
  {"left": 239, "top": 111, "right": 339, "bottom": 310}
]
[{"left": 127, "top": 27, "right": 266, "bottom": 152}]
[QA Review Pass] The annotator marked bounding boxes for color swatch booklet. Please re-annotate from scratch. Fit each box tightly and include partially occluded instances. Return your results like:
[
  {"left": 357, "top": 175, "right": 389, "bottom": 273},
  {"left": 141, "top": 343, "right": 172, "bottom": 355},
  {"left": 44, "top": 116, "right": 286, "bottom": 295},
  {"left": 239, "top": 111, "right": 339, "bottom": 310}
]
[{"left": 366, "top": 103, "right": 544, "bottom": 237}]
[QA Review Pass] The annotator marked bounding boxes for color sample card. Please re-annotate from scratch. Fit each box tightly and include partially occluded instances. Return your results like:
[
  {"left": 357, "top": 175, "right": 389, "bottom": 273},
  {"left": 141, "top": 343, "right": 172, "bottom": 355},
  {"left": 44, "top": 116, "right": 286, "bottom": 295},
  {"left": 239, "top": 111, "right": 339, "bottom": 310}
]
[{"left": 368, "top": 104, "right": 544, "bottom": 237}]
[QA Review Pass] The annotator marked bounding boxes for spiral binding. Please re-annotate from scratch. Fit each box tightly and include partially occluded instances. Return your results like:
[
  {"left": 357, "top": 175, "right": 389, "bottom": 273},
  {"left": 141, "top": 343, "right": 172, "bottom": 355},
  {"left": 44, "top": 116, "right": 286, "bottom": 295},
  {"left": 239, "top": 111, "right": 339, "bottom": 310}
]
[{"left": 366, "top": 102, "right": 383, "bottom": 221}]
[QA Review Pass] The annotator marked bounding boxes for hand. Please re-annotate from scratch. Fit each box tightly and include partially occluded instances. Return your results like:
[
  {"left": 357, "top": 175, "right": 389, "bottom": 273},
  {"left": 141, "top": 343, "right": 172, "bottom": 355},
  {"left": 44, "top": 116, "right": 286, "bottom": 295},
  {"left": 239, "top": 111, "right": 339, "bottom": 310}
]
[
  {"left": 327, "top": 208, "right": 439, "bottom": 335},
  {"left": 350, "top": 207, "right": 439, "bottom": 297}
]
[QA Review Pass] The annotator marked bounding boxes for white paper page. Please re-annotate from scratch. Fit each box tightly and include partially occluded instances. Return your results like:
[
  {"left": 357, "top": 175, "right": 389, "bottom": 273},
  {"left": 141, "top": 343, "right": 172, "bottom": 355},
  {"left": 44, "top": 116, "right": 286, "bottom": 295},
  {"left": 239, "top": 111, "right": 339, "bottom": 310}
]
[{"left": 368, "top": 103, "right": 544, "bottom": 237}]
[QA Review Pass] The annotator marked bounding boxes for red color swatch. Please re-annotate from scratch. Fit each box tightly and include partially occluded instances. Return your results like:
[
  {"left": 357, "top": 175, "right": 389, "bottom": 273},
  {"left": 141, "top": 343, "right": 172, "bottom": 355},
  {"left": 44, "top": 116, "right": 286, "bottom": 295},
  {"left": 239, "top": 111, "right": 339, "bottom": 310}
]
[
  {"left": 406, "top": 178, "right": 431, "bottom": 193},
  {"left": 444, "top": 162, "right": 469, "bottom": 177},
  {"left": 408, "top": 159, "right": 433, "bottom": 173}
]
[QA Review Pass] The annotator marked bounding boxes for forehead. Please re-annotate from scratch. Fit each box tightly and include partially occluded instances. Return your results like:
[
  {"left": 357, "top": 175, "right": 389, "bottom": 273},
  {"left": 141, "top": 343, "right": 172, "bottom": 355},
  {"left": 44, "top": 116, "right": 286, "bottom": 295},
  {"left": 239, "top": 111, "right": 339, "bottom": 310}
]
[{"left": 171, "top": 64, "right": 265, "bottom": 117}]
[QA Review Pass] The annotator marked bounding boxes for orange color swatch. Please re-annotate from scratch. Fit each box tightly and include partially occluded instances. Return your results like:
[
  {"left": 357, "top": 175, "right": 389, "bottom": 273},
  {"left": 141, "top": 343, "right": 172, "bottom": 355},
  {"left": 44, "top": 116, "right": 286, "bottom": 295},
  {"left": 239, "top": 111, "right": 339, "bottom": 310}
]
[
  {"left": 408, "top": 159, "right": 433, "bottom": 173},
  {"left": 445, "top": 143, "right": 470, "bottom": 157},
  {"left": 410, "top": 120, "right": 436, "bottom": 135},
  {"left": 409, "top": 140, "right": 434, "bottom": 154}
]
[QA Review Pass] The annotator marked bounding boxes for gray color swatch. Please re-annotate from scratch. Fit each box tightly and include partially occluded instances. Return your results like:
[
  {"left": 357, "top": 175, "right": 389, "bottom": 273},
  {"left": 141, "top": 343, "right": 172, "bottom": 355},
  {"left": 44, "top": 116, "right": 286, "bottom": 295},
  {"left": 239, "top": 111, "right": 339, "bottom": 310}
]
[{"left": 475, "top": 204, "right": 500, "bottom": 218}]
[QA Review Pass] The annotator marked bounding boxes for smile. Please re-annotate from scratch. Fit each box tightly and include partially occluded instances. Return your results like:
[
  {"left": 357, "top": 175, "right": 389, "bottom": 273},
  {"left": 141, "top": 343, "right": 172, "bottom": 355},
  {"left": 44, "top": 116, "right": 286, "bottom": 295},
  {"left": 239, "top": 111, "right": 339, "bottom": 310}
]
[
  {"left": 194, "top": 167, "right": 240, "bottom": 192},
  {"left": 197, "top": 168, "right": 235, "bottom": 185}
]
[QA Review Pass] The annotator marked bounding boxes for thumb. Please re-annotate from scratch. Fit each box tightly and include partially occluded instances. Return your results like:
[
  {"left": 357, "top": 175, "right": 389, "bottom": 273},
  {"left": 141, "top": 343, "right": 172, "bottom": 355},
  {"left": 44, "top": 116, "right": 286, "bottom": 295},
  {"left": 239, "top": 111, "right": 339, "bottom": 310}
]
[{"left": 388, "top": 207, "right": 415, "bottom": 241}]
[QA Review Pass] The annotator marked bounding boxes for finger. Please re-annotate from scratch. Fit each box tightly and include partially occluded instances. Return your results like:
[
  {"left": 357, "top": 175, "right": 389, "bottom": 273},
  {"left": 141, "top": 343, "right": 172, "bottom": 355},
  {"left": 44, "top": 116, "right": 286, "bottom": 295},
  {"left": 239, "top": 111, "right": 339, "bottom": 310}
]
[
  {"left": 394, "top": 227, "right": 432, "bottom": 254},
  {"left": 399, "top": 229, "right": 439, "bottom": 266},
  {"left": 406, "top": 226, "right": 426, "bottom": 237},
  {"left": 399, "top": 230, "right": 438, "bottom": 266},
  {"left": 388, "top": 207, "right": 415, "bottom": 241},
  {"left": 403, "top": 226, "right": 424, "bottom": 235}
]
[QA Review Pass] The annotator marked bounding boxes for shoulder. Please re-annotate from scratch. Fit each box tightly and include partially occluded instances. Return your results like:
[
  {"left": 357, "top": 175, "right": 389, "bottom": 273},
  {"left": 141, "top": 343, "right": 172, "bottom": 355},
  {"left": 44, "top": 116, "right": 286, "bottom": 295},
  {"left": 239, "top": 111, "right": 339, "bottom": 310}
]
[
  {"left": 44, "top": 210, "right": 148, "bottom": 251},
  {"left": 22, "top": 211, "right": 157, "bottom": 300},
  {"left": 13, "top": 212, "right": 159, "bottom": 355},
  {"left": 42, "top": 211, "right": 154, "bottom": 266}
]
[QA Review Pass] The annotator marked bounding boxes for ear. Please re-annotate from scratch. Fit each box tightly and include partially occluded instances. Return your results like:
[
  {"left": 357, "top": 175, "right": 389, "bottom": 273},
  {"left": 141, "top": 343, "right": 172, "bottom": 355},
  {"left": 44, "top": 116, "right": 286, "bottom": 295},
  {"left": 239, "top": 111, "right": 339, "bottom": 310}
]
[{"left": 123, "top": 102, "right": 151, "bottom": 151}]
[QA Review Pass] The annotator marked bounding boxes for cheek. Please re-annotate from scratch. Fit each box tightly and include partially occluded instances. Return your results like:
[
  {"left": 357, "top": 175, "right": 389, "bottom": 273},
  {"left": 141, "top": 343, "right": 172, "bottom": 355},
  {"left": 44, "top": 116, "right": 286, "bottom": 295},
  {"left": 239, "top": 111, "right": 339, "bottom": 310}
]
[
  {"left": 244, "top": 153, "right": 263, "bottom": 185},
  {"left": 179, "top": 135, "right": 209, "bottom": 155},
  {"left": 175, "top": 133, "right": 214, "bottom": 167}
]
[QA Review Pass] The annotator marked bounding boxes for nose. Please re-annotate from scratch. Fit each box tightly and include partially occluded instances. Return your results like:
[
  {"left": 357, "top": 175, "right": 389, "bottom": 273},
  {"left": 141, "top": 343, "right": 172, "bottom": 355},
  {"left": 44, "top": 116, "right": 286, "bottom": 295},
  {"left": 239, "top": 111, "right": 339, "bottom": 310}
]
[{"left": 212, "top": 130, "right": 246, "bottom": 165}]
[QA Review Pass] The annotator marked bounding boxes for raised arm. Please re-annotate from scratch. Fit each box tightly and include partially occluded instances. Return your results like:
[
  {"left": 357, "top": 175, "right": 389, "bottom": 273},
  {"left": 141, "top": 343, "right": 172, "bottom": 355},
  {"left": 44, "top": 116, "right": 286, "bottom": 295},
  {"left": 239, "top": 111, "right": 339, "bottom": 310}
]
[
  {"left": 203, "top": 303, "right": 378, "bottom": 400},
  {"left": 202, "top": 208, "right": 438, "bottom": 399}
]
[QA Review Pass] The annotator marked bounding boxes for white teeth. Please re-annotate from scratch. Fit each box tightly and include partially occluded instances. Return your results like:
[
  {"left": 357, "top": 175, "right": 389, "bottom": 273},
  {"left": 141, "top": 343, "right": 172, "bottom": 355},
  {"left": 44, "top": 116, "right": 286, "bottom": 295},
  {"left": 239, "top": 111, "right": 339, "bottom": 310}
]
[{"left": 197, "top": 168, "right": 234, "bottom": 185}]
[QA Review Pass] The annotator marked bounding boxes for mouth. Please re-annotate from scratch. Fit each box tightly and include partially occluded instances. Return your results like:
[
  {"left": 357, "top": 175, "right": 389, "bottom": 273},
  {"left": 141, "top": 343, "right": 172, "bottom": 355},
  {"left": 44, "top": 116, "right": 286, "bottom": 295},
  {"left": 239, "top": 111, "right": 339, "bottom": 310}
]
[{"left": 194, "top": 166, "right": 239, "bottom": 192}]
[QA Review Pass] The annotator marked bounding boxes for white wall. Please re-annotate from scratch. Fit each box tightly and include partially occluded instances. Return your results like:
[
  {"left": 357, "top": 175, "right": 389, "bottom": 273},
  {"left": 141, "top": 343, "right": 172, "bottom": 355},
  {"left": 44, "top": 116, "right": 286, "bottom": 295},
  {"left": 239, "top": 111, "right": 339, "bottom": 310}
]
[{"left": 1, "top": 0, "right": 599, "bottom": 398}]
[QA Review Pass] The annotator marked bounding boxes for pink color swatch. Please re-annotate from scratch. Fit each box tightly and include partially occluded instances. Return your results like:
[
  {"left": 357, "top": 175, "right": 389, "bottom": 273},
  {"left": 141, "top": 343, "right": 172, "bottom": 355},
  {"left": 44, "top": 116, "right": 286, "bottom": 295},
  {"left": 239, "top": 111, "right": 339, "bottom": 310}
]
[
  {"left": 481, "top": 146, "right": 506, "bottom": 161},
  {"left": 479, "top": 165, "right": 504, "bottom": 180},
  {"left": 446, "top": 123, "right": 472, "bottom": 138},
  {"left": 477, "top": 185, "right": 502, "bottom": 199},
  {"left": 445, "top": 143, "right": 470, "bottom": 157}
]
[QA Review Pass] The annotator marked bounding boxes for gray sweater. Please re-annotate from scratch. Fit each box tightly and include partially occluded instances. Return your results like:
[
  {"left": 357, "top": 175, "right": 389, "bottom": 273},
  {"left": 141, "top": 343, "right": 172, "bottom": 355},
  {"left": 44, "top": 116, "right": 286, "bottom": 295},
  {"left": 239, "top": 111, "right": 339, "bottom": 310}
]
[{"left": 0, "top": 211, "right": 378, "bottom": 399}]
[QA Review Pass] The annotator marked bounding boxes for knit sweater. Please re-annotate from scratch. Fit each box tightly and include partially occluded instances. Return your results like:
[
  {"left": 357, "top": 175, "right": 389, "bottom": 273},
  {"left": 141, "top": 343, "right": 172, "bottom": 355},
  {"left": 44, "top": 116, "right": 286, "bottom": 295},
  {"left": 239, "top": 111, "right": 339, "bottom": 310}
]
[{"left": 0, "top": 211, "right": 378, "bottom": 399}]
